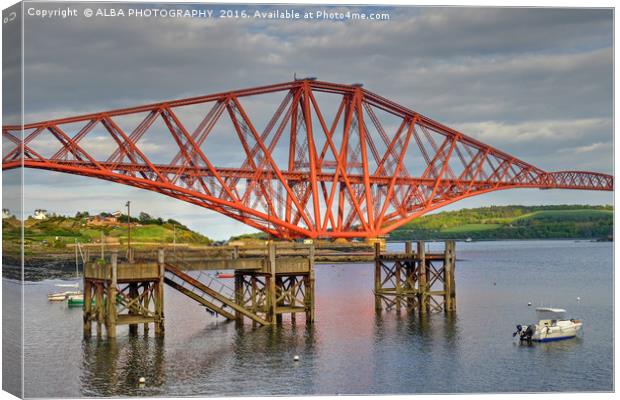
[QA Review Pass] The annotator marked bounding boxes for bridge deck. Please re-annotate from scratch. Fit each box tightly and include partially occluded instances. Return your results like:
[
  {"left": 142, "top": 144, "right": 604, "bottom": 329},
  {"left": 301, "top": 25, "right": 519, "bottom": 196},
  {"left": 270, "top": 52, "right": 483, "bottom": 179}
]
[{"left": 84, "top": 262, "right": 160, "bottom": 282}]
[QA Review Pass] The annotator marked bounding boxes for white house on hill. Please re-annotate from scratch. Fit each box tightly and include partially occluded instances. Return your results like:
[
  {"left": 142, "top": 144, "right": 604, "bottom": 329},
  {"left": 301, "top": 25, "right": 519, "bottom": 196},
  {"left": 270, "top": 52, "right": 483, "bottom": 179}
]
[{"left": 33, "top": 209, "right": 49, "bottom": 220}]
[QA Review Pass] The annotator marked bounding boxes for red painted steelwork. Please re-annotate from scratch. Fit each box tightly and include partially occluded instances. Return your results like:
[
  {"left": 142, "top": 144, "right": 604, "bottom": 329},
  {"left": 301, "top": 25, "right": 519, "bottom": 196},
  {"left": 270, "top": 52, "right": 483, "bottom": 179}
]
[{"left": 2, "top": 80, "right": 613, "bottom": 239}]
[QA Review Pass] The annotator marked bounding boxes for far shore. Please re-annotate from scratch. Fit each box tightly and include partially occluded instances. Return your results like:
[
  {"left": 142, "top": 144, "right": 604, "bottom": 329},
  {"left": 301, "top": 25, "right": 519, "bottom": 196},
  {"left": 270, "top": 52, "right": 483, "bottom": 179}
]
[{"left": 2, "top": 236, "right": 612, "bottom": 282}]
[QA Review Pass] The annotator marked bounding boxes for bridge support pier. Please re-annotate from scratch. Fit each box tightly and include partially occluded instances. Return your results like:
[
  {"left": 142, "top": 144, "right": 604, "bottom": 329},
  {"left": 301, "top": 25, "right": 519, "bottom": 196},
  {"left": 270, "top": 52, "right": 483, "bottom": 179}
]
[
  {"left": 83, "top": 249, "right": 165, "bottom": 338},
  {"left": 374, "top": 240, "right": 456, "bottom": 314}
]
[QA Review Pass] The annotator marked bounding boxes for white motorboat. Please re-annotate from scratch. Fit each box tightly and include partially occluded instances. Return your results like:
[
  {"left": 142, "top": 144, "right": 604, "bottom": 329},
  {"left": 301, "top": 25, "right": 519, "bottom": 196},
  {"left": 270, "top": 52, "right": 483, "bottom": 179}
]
[
  {"left": 47, "top": 282, "right": 80, "bottom": 301},
  {"left": 513, "top": 307, "right": 582, "bottom": 343},
  {"left": 48, "top": 292, "right": 69, "bottom": 301},
  {"left": 47, "top": 289, "right": 81, "bottom": 301}
]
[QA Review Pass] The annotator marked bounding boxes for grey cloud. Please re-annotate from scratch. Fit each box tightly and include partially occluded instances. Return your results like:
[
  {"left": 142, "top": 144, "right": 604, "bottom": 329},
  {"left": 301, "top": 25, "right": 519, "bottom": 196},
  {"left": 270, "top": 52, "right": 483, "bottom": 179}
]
[
  {"left": 20, "top": 6, "right": 612, "bottom": 121},
  {"left": 270, "top": 7, "right": 612, "bottom": 59}
]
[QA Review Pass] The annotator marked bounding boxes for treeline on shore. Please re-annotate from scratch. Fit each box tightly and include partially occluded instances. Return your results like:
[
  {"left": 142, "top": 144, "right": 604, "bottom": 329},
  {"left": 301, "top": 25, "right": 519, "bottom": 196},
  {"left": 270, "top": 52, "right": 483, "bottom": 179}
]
[{"left": 388, "top": 205, "right": 613, "bottom": 241}]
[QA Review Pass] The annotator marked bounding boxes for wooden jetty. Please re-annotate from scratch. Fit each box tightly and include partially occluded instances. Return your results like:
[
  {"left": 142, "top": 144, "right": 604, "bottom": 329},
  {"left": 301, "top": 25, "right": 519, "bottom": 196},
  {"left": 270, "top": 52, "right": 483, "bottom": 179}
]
[
  {"left": 83, "top": 250, "right": 165, "bottom": 338},
  {"left": 374, "top": 240, "right": 456, "bottom": 314},
  {"left": 82, "top": 242, "right": 315, "bottom": 337},
  {"left": 233, "top": 242, "right": 315, "bottom": 325},
  {"left": 82, "top": 240, "right": 456, "bottom": 337}
]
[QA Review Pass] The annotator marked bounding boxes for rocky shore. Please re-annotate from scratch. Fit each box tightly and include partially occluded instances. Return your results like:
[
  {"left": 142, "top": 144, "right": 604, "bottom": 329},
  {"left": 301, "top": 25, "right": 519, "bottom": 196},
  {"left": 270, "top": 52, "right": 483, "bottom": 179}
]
[{"left": 3, "top": 254, "right": 79, "bottom": 281}]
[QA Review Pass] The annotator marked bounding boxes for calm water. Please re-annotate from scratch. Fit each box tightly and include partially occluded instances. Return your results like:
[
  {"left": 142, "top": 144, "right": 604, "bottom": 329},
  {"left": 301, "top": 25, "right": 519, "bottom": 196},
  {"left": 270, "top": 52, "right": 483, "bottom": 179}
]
[{"left": 5, "top": 240, "right": 614, "bottom": 397}]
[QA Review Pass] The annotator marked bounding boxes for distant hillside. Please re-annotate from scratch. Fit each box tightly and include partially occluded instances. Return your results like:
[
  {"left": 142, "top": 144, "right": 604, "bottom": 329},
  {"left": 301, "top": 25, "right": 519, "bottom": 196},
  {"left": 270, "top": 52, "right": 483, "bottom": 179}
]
[
  {"left": 389, "top": 205, "right": 613, "bottom": 241},
  {"left": 3, "top": 212, "right": 211, "bottom": 254},
  {"left": 228, "top": 232, "right": 270, "bottom": 242}
]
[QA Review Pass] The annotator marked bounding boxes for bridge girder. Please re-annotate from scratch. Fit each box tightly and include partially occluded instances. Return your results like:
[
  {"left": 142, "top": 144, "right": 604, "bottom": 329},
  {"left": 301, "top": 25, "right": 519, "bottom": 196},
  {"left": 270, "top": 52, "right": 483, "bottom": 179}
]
[{"left": 2, "top": 80, "right": 613, "bottom": 239}]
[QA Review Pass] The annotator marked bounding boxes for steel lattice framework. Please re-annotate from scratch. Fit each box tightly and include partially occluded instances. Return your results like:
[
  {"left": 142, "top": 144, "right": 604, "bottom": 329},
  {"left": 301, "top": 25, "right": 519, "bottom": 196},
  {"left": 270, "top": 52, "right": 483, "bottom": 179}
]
[{"left": 2, "top": 80, "right": 613, "bottom": 239}]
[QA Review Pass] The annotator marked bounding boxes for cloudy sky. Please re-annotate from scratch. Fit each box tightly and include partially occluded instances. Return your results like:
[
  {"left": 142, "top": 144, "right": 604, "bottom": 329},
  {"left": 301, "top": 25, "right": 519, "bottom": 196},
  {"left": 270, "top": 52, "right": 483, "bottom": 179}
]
[{"left": 4, "top": 4, "right": 613, "bottom": 239}]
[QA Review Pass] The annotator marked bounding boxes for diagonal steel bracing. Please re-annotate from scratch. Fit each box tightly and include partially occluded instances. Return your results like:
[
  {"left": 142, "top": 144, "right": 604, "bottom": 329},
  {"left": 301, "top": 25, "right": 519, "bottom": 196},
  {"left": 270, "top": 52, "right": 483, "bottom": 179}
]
[{"left": 2, "top": 80, "right": 613, "bottom": 239}]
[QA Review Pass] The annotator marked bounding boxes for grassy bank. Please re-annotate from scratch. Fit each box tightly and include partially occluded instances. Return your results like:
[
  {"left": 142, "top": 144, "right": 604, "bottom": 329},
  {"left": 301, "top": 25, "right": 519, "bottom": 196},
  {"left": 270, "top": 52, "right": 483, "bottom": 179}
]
[
  {"left": 2, "top": 215, "right": 211, "bottom": 256},
  {"left": 389, "top": 205, "right": 613, "bottom": 241}
]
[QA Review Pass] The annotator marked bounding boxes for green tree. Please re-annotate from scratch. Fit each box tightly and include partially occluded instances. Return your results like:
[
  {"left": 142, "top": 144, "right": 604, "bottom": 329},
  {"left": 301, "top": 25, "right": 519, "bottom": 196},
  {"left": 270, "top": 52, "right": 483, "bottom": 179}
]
[{"left": 139, "top": 212, "right": 152, "bottom": 223}]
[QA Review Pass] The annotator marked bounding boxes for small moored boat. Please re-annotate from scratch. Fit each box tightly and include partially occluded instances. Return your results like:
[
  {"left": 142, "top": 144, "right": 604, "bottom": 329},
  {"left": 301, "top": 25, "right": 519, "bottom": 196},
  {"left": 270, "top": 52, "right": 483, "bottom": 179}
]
[
  {"left": 67, "top": 294, "right": 85, "bottom": 307},
  {"left": 49, "top": 243, "right": 84, "bottom": 302},
  {"left": 513, "top": 307, "right": 582, "bottom": 343},
  {"left": 48, "top": 292, "right": 71, "bottom": 302},
  {"left": 48, "top": 286, "right": 81, "bottom": 302},
  {"left": 67, "top": 293, "right": 97, "bottom": 307}
]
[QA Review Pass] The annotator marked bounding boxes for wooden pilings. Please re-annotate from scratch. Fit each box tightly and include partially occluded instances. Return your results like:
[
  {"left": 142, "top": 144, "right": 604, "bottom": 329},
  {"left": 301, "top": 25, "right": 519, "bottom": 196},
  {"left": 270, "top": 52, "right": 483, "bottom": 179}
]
[
  {"left": 155, "top": 248, "right": 165, "bottom": 335},
  {"left": 106, "top": 251, "right": 118, "bottom": 338},
  {"left": 374, "top": 242, "right": 382, "bottom": 311},
  {"left": 83, "top": 279, "right": 92, "bottom": 336},
  {"left": 233, "top": 242, "right": 315, "bottom": 325},
  {"left": 306, "top": 244, "right": 315, "bottom": 323},
  {"left": 268, "top": 241, "right": 277, "bottom": 324},
  {"left": 417, "top": 241, "right": 428, "bottom": 315},
  {"left": 234, "top": 273, "right": 244, "bottom": 323},
  {"left": 127, "top": 283, "right": 138, "bottom": 335},
  {"left": 83, "top": 249, "right": 165, "bottom": 338},
  {"left": 444, "top": 241, "right": 456, "bottom": 312},
  {"left": 96, "top": 278, "right": 104, "bottom": 335},
  {"left": 80, "top": 239, "right": 456, "bottom": 338},
  {"left": 374, "top": 240, "right": 457, "bottom": 315}
]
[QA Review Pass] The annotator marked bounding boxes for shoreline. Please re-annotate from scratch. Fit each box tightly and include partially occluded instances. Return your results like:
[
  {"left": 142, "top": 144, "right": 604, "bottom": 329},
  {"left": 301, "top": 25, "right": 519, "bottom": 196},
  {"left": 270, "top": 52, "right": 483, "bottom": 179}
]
[
  {"left": 3, "top": 237, "right": 612, "bottom": 282},
  {"left": 387, "top": 237, "right": 613, "bottom": 243}
]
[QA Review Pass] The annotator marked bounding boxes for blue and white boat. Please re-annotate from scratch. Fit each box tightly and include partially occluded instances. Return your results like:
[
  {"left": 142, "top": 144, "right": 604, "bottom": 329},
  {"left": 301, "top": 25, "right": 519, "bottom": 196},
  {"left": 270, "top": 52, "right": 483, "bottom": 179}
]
[{"left": 513, "top": 307, "right": 582, "bottom": 342}]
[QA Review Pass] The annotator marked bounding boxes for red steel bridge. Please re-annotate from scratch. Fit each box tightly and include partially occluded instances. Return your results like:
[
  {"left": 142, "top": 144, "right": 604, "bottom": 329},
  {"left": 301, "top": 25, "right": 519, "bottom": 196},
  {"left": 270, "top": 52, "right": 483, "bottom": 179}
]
[{"left": 2, "top": 79, "right": 613, "bottom": 239}]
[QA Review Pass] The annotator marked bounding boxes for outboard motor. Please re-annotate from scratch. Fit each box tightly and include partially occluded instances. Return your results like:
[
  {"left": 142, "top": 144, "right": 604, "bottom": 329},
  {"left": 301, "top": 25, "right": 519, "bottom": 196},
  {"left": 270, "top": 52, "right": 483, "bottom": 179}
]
[
  {"left": 523, "top": 324, "right": 536, "bottom": 342},
  {"left": 513, "top": 324, "right": 535, "bottom": 342},
  {"left": 512, "top": 325, "right": 523, "bottom": 338}
]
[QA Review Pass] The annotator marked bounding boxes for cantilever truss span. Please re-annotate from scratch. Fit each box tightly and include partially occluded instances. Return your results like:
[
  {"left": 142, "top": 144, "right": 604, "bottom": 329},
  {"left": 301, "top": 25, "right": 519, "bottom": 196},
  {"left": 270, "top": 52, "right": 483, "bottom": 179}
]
[{"left": 2, "top": 80, "right": 613, "bottom": 239}]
